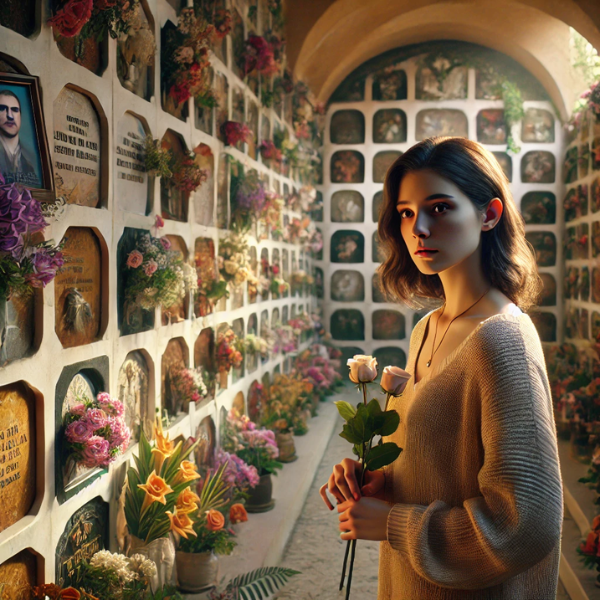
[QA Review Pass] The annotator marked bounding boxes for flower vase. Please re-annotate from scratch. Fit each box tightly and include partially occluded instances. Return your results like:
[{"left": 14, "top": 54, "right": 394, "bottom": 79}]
[
  {"left": 176, "top": 550, "right": 219, "bottom": 593},
  {"left": 129, "top": 535, "right": 177, "bottom": 590},
  {"left": 245, "top": 473, "right": 275, "bottom": 513},
  {"left": 276, "top": 431, "right": 297, "bottom": 463}
]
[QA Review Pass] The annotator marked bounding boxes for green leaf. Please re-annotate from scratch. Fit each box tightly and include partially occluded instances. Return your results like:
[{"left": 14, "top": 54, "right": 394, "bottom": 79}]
[
  {"left": 334, "top": 400, "right": 357, "bottom": 421},
  {"left": 339, "top": 423, "right": 363, "bottom": 445},
  {"left": 225, "top": 566, "right": 301, "bottom": 600},
  {"left": 365, "top": 442, "right": 402, "bottom": 471},
  {"left": 377, "top": 410, "right": 400, "bottom": 437},
  {"left": 352, "top": 443, "right": 363, "bottom": 459}
]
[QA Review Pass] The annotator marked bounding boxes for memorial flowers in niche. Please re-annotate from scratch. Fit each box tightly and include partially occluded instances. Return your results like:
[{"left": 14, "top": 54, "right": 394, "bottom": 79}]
[
  {"left": 0, "top": 173, "right": 64, "bottom": 301},
  {"left": 170, "top": 151, "right": 208, "bottom": 194},
  {"left": 64, "top": 391, "right": 131, "bottom": 470},
  {"left": 217, "top": 229, "right": 253, "bottom": 287},
  {"left": 169, "top": 366, "right": 209, "bottom": 407},
  {"left": 220, "top": 121, "right": 254, "bottom": 147},
  {"left": 216, "top": 328, "right": 244, "bottom": 375}
]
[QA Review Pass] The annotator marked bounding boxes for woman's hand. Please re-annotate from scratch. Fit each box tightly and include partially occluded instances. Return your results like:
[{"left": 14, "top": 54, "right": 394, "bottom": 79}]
[
  {"left": 337, "top": 496, "right": 392, "bottom": 541},
  {"left": 319, "top": 458, "right": 385, "bottom": 510}
]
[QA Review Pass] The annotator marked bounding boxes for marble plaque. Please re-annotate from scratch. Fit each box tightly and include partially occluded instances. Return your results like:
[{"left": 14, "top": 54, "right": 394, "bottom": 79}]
[
  {"left": 416, "top": 64, "right": 467, "bottom": 100},
  {"left": 194, "top": 327, "right": 216, "bottom": 399},
  {"left": 232, "top": 318, "right": 245, "bottom": 383},
  {"left": 476, "top": 110, "right": 507, "bottom": 145},
  {"left": 115, "top": 112, "right": 148, "bottom": 215},
  {"left": 373, "top": 309, "right": 405, "bottom": 340},
  {"left": 195, "top": 417, "right": 216, "bottom": 468},
  {"left": 539, "top": 273, "right": 556, "bottom": 306},
  {"left": 330, "top": 230, "right": 364, "bottom": 263},
  {"left": 161, "top": 235, "right": 188, "bottom": 325},
  {"left": 330, "top": 151, "right": 364, "bottom": 183},
  {"left": 53, "top": 87, "right": 102, "bottom": 207},
  {"left": 215, "top": 73, "right": 229, "bottom": 143},
  {"left": 374, "top": 346, "right": 406, "bottom": 371},
  {"left": 1, "top": 290, "right": 36, "bottom": 365},
  {"left": 55, "top": 33, "right": 106, "bottom": 77},
  {"left": 373, "top": 109, "right": 407, "bottom": 144},
  {"left": 162, "top": 338, "right": 188, "bottom": 416},
  {"left": 217, "top": 153, "right": 229, "bottom": 229},
  {"left": 581, "top": 267, "right": 590, "bottom": 302},
  {"left": 195, "top": 67, "right": 214, "bottom": 134},
  {"left": 55, "top": 227, "right": 102, "bottom": 348},
  {"left": 56, "top": 497, "right": 109, "bottom": 586},
  {"left": 118, "top": 351, "right": 151, "bottom": 445},
  {"left": 520, "top": 192, "right": 556, "bottom": 224},
  {"left": 525, "top": 231, "right": 556, "bottom": 266},
  {"left": 579, "top": 144, "right": 590, "bottom": 179},
  {"left": 194, "top": 237, "right": 216, "bottom": 318},
  {"left": 521, "top": 108, "right": 554, "bottom": 143},
  {"left": 231, "top": 9, "right": 245, "bottom": 80},
  {"left": 161, "top": 131, "right": 188, "bottom": 222},
  {"left": 261, "top": 114, "right": 271, "bottom": 142},
  {"left": 416, "top": 109, "right": 468, "bottom": 140},
  {"left": 0, "top": 382, "right": 36, "bottom": 533},
  {"left": 330, "top": 110, "right": 365, "bottom": 144},
  {"left": 492, "top": 152, "right": 512, "bottom": 182},
  {"left": 330, "top": 270, "right": 364, "bottom": 302},
  {"left": 248, "top": 101, "right": 259, "bottom": 159},
  {"left": 521, "top": 151, "right": 555, "bottom": 183},
  {"left": 194, "top": 144, "right": 215, "bottom": 226},
  {"left": 330, "top": 309, "right": 364, "bottom": 341},
  {"left": 372, "top": 68, "right": 407, "bottom": 100},
  {"left": 373, "top": 151, "right": 401, "bottom": 183},
  {"left": 0, "top": 549, "right": 37, "bottom": 598}
]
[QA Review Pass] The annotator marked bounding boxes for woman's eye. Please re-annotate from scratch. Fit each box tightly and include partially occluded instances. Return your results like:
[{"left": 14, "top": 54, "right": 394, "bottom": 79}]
[{"left": 398, "top": 203, "right": 448, "bottom": 219}]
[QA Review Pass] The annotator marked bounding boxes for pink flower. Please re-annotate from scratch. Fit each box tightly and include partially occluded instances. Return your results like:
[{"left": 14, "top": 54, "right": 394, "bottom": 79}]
[
  {"left": 143, "top": 259, "right": 158, "bottom": 276},
  {"left": 159, "top": 237, "right": 171, "bottom": 250},
  {"left": 81, "top": 436, "right": 110, "bottom": 468},
  {"left": 127, "top": 250, "right": 143, "bottom": 268},
  {"left": 108, "top": 417, "right": 131, "bottom": 451},
  {"left": 84, "top": 408, "right": 108, "bottom": 430},
  {"left": 65, "top": 420, "right": 93, "bottom": 443},
  {"left": 155, "top": 214, "right": 165, "bottom": 229},
  {"left": 69, "top": 403, "right": 86, "bottom": 417},
  {"left": 96, "top": 392, "right": 111, "bottom": 405}
]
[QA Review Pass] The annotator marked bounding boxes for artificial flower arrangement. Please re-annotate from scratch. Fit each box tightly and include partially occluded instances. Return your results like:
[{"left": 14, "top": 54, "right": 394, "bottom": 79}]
[
  {"left": 212, "top": 447, "right": 259, "bottom": 505},
  {"left": 259, "top": 139, "right": 283, "bottom": 166},
  {"left": 65, "top": 550, "right": 158, "bottom": 599},
  {"left": 291, "top": 269, "right": 314, "bottom": 294},
  {"left": 260, "top": 69, "right": 294, "bottom": 109},
  {"left": 258, "top": 191, "right": 284, "bottom": 240},
  {"left": 194, "top": 0, "right": 232, "bottom": 48},
  {"left": 123, "top": 230, "right": 197, "bottom": 313},
  {"left": 221, "top": 408, "right": 283, "bottom": 477},
  {"left": 216, "top": 327, "right": 244, "bottom": 377},
  {"left": 284, "top": 216, "right": 312, "bottom": 246},
  {"left": 272, "top": 322, "right": 297, "bottom": 354},
  {"left": 287, "top": 313, "right": 315, "bottom": 344},
  {"left": 230, "top": 169, "right": 266, "bottom": 232},
  {"left": 162, "top": 7, "right": 221, "bottom": 107},
  {"left": 292, "top": 80, "right": 326, "bottom": 147},
  {"left": 239, "top": 32, "right": 282, "bottom": 78},
  {"left": 0, "top": 172, "right": 64, "bottom": 302},
  {"left": 124, "top": 418, "right": 200, "bottom": 544},
  {"left": 170, "top": 151, "right": 208, "bottom": 195},
  {"left": 217, "top": 229, "right": 253, "bottom": 287},
  {"left": 305, "top": 227, "right": 323, "bottom": 256},
  {"left": 220, "top": 120, "right": 254, "bottom": 147},
  {"left": 48, "top": 0, "right": 141, "bottom": 41},
  {"left": 63, "top": 392, "right": 131, "bottom": 473},
  {"left": 244, "top": 333, "right": 272, "bottom": 362},
  {"left": 294, "top": 344, "right": 343, "bottom": 400},
  {"left": 262, "top": 373, "right": 314, "bottom": 436},
  {"left": 169, "top": 366, "right": 208, "bottom": 409}
]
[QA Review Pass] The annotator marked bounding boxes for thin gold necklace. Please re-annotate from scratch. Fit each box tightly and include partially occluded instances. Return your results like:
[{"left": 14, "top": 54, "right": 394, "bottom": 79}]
[{"left": 426, "top": 286, "right": 491, "bottom": 368}]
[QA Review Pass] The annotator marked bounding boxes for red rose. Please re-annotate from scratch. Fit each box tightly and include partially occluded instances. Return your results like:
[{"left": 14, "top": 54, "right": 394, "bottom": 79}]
[
  {"left": 48, "top": 0, "right": 93, "bottom": 37},
  {"left": 95, "top": 0, "right": 116, "bottom": 9},
  {"left": 169, "top": 83, "right": 191, "bottom": 105}
]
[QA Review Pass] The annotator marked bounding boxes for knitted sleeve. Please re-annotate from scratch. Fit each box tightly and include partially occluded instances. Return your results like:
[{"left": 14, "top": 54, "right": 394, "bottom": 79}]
[{"left": 385, "top": 320, "right": 563, "bottom": 590}]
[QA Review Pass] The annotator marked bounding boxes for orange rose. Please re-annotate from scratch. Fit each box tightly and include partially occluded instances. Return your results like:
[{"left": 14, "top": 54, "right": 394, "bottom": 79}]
[
  {"left": 166, "top": 508, "right": 197, "bottom": 539},
  {"left": 229, "top": 503, "right": 248, "bottom": 524},
  {"left": 138, "top": 471, "right": 174, "bottom": 513},
  {"left": 205, "top": 509, "right": 225, "bottom": 531},
  {"left": 173, "top": 460, "right": 201, "bottom": 485},
  {"left": 59, "top": 589, "right": 81, "bottom": 600},
  {"left": 176, "top": 487, "right": 200, "bottom": 514}
]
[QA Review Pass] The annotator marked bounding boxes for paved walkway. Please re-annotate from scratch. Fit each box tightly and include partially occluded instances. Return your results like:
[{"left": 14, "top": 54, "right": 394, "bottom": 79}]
[{"left": 275, "top": 410, "right": 380, "bottom": 600}]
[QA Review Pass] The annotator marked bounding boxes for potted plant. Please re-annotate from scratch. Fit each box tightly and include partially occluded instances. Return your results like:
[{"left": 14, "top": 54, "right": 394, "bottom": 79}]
[
  {"left": 175, "top": 462, "right": 237, "bottom": 593},
  {"left": 221, "top": 409, "right": 282, "bottom": 512}
]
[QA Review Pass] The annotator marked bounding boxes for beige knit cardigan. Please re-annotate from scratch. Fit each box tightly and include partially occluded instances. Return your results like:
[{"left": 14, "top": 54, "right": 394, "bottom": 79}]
[{"left": 378, "top": 306, "right": 564, "bottom": 599}]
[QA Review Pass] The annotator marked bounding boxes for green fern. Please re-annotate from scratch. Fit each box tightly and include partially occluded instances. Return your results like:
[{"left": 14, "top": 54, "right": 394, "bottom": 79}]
[{"left": 225, "top": 566, "right": 301, "bottom": 600}]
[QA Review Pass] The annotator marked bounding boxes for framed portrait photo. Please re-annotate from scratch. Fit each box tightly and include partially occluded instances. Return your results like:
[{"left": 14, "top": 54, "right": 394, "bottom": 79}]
[{"left": 0, "top": 72, "right": 54, "bottom": 201}]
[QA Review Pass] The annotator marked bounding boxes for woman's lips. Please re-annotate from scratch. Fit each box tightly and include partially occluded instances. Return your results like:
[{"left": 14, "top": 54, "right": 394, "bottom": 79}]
[{"left": 415, "top": 250, "right": 438, "bottom": 257}]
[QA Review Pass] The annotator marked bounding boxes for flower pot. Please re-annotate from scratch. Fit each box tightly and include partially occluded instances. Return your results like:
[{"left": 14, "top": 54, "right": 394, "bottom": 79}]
[
  {"left": 176, "top": 550, "right": 219, "bottom": 593},
  {"left": 129, "top": 535, "right": 176, "bottom": 590},
  {"left": 276, "top": 431, "right": 297, "bottom": 463},
  {"left": 246, "top": 473, "right": 275, "bottom": 513}
]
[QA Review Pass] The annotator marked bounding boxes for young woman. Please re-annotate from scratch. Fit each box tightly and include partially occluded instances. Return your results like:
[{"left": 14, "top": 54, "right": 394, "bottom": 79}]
[{"left": 320, "top": 137, "right": 563, "bottom": 599}]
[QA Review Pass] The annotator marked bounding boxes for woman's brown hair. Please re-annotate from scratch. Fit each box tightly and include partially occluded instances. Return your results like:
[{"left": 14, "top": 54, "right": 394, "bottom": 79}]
[{"left": 376, "top": 136, "right": 543, "bottom": 312}]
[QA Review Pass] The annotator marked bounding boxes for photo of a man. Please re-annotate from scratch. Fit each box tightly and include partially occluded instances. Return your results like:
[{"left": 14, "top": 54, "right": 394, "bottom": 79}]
[{"left": 0, "top": 87, "right": 42, "bottom": 188}]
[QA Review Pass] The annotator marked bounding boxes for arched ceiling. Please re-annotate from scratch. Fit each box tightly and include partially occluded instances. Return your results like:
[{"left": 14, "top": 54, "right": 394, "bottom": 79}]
[{"left": 286, "top": 0, "right": 600, "bottom": 120}]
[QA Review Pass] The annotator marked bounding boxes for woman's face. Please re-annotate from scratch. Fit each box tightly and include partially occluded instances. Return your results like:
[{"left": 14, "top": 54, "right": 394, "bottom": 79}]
[{"left": 397, "top": 169, "right": 484, "bottom": 275}]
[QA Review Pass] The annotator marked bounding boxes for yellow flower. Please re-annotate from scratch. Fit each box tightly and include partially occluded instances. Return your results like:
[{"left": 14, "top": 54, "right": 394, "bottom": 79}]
[
  {"left": 176, "top": 488, "right": 200, "bottom": 514},
  {"left": 138, "top": 472, "right": 174, "bottom": 514},
  {"left": 166, "top": 508, "right": 197, "bottom": 539},
  {"left": 173, "top": 460, "right": 201, "bottom": 485}
]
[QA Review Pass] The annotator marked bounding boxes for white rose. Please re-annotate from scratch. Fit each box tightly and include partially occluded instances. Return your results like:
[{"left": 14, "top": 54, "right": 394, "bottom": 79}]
[{"left": 347, "top": 354, "right": 378, "bottom": 384}]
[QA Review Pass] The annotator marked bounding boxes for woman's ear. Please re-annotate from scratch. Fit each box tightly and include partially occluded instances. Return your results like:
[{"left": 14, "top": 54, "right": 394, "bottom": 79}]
[{"left": 482, "top": 198, "right": 503, "bottom": 231}]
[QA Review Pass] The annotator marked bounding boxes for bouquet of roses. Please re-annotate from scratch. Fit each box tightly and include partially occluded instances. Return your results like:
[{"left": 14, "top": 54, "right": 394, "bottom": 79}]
[
  {"left": 220, "top": 121, "right": 253, "bottom": 147},
  {"left": 216, "top": 328, "right": 244, "bottom": 375},
  {"left": 259, "top": 140, "right": 283, "bottom": 164},
  {"left": 64, "top": 392, "right": 131, "bottom": 469},
  {"left": 272, "top": 322, "right": 297, "bottom": 354},
  {"left": 170, "top": 366, "right": 208, "bottom": 407},
  {"left": 222, "top": 409, "right": 282, "bottom": 477},
  {"left": 217, "top": 230, "right": 253, "bottom": 287},
  {"left": 258, "top": 191, "right": 284, "bottom": 238},
  {"left": 240, "top": 34, "right": 281, "bottom": 77},
  {"left": 0, "top": 173, "right": 64, "bottom": 301},
  {"left": 244, "top": 333, "right": 271, "bottom": 361}
]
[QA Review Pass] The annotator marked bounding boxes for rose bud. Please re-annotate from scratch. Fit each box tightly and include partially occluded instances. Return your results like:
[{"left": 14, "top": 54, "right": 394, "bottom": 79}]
[
  {"left": 380, "top": 365, "right": 411, "bottom": 396},
  {"left": 347, "top": 355, "right": 378, "bottom": 384}
]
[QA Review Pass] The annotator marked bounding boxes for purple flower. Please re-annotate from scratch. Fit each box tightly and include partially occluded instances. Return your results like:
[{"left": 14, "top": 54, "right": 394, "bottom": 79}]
[
  {"left": 84, "top": 408, "right": 108, "bottom": 430},
  {"left": 81, "top": 436, "right": 110, "bottom": 468},
  {"left": 159, "top": 237, "right": 171, "bottom": 250},
  {"left": 24, "top": 247, "right": 64, "bottom": 288},
  {"left": 65, "top": 420, "right": 93, "bottom": 443}
]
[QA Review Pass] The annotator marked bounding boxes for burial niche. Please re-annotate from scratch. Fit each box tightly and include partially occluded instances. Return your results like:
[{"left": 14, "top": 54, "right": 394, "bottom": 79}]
[
  {"left": 55, "top": 227, "right": 104, "bottom": 348},
  {"left": 117, "top": 350, "right": 151, "bottom": 445},
  {"left": 194, "top": 327, "right": 216, "bottom": 400},
  {"left": 161, "top": 337, "right": 189, "bottom": 416},
  {"left": 0, "top": 381, "right": 37, "bottom": 533},
  {"left": 416, "top": 109, "right": 468, "bottom": 140},
  {"left": 373, "top": 151, "right": 401, "bottom": 183},
  {"left": 161, "top": 235, "right": 189, "bottom": 325},
  {"left": 194, "top": 237, "right": 217, "bottom": 318},
  {"left": 372, "top": 310, "right": 405, "bottom": 340},
  {"left": 330, "top": 151, "right": 364, "bottom": 184},
  {"left": 194, "top": 144, "right": 215, "bottom": 226},
  {"left": 331, "top": 191, "right": 364, "bottom": 223},
  {"left": 330, "top": 230, "right": 364, "bottom": 263},
  {"left": 373, "top": 109, "right": 407, "bottom": 144},
  {"left": 161, "top": 130, "right": 189, "bottom": 222},
  {"left": 330, "top": 110, "right": 365, "bottom": 145},
  {"left": 115, "top": 112, "right": 150, "bottom": 215},
  {"left": 330, "top": 309, "right": 365, "bottom": 340},
  {"left": 195, "top": 416, "right": 216, "bottom": 468},
  {"left": 53, "top": 87, "right": 103, "bottom": 207},
  {"left": 0, "top": 548, "right": 38, "bottom": 598},
  {"left": 331, "top": 270, "right": 365, "bottom": 302}
]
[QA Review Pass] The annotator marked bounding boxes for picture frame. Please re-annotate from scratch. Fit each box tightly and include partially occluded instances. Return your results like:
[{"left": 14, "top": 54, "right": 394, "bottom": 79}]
[{"left": 0, "top": 72, "right": 54, "bottom": 201}]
